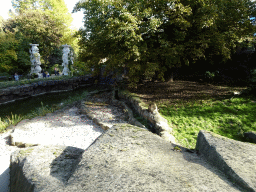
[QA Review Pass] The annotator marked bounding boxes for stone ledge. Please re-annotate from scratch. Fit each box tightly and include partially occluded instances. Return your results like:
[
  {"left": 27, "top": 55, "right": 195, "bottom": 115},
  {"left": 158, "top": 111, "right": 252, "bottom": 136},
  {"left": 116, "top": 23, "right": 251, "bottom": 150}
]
[
  {"left": 80, "top": 89, "right": 147, "bottom": 131},
  {"left": 0, "top": 75, "right": 95, "bottom": 104},
  {"left": 117, "top": 89, "right": 177, "bottom": 144},
  {"left": 80, "top": 89, "right": 115, "bottom": 131},
  {"left": 110, "top": 89, "right": 148, "bottom": 130},
  {"left": 196, "top": 130, "right": 256, "bottom": 192}
]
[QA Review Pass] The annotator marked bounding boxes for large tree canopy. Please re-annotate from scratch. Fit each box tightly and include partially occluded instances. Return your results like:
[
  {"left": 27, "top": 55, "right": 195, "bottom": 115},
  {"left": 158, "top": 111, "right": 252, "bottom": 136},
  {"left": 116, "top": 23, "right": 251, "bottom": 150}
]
[
  {"left": 11, "top": 0, "right": 73, "bottom": 27},
  {"left": 74, "top": 0, "right": 256, "bottom": 87},
  {"left": 11, "top": 0, "right": 75, "bottom": 47}
]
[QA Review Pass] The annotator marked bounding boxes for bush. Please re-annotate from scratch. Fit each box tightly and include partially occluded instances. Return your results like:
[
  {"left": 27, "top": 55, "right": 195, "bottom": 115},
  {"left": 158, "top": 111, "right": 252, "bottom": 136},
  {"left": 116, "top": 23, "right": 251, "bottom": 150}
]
[
  {"left": 73, "top": 61, "right": 91, "bottom": 76},
  {"left": 205, "top": 71, "right": 215, "bottom": 80},
  {"left": 250, "top": 68, "right": 256, "bottom": 84}
]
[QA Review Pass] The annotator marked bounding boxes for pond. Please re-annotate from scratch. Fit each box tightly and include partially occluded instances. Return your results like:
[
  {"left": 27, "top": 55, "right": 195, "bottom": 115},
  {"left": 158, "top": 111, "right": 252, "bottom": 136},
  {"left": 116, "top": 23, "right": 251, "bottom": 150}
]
[{"left": 0, "top": 85, "right": 101, "bottom": 119}]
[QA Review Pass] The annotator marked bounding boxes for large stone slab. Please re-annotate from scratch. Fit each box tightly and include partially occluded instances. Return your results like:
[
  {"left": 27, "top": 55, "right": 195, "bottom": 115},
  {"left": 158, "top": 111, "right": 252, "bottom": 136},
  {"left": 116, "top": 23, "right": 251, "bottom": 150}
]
[
  {"left": 11, "top": 124, "right": 246, "bottom": 191},
  {"left": 196, "top": 130, "right": 256, "bottom": 192},
  {"left": 10, "top": 145, "right": 84, "bottom": 192}
]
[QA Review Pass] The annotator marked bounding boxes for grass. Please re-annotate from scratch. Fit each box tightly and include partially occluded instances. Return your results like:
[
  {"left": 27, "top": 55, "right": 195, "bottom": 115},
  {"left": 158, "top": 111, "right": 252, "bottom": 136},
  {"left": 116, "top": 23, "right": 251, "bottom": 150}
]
[
  {"left": 0, "top": 90, "right": 90, "bottom": 133},
  {"left": 158, "top": 96, "right": 256, "bottom": 149},
  {"left": 133, "top": 113, "right": 150, "bottom": 127},
  {"left": 0, "top": 102, "right": 56, "bottom": 132}
]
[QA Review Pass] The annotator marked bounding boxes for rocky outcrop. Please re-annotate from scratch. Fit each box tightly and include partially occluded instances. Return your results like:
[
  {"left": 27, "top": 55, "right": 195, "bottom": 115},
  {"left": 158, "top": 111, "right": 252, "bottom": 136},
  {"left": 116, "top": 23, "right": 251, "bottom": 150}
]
[
  {"left": 196, "top": 130, "right": 256, "bottom": 192},
  {"left": 10, "top": 124, "right": 248, "bottom": 192}
]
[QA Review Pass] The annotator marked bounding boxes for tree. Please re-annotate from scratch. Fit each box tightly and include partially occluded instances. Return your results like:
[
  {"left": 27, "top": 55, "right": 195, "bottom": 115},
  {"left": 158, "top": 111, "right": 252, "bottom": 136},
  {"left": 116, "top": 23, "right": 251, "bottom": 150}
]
[
  {"left": 0, "top": 28, "right": 19, "bottom": 73},
  {"left": 11, "top": 0, "right": 77, "bottom": 48},
  {"left": 11, "top": 0, "right": 72, "bottom": 27},
  {"left": 74, "top": 0, "right": 256, "bottom": 87},
  {"left": 2, "top": 0, "right": 80, "bottom": 71},
  {"left": 3, "top": 10, "right": 64, "bottom": 70}
]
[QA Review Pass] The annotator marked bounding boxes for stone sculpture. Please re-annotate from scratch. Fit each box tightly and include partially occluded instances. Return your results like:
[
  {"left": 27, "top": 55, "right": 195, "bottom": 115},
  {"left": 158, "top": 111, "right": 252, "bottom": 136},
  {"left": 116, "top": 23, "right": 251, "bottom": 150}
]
[
  {"left": 62, "top": 44, "right": 73, "bottom": 76},
  {"left": 29, "top": 44, "right": 42, "bottom": 78}
]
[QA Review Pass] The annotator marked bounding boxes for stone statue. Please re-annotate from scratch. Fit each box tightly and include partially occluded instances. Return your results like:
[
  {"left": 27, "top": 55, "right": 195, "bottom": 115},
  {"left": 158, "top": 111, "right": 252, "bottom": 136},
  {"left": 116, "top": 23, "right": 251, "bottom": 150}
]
[
  {"left": 62, "top": 44, "right": 72, "bottom": 76},
  {"left": 29, "top": 44, "right": 42, "bottom": 78}
]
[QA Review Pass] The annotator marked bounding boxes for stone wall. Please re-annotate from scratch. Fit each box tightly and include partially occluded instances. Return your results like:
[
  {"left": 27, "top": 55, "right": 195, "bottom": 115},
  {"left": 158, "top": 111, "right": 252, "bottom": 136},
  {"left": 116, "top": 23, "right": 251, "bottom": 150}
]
[
  {"left": 117, "top": 89, "right": 177, "bottom": 144},
  {"left": 0, "top": 75, "right": 96, "bottom": 104}
]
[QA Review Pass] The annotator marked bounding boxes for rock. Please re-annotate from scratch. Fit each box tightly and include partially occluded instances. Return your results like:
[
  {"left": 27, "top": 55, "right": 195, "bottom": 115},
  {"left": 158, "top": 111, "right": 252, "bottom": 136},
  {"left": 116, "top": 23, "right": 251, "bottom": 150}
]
[
  {"left": 196, "top": 130, "right": 256, "bottom": 192},
  {"left": 11, "top": 124, "right": 247, "bottom": 191},
  {"left": 118, "top": 89, "right": 177, "bottom": 144},
  {"left": 244, "top": 131, "right": 256, "bottom": 143},
  {"left": 10, "top": 145, "right": 84, "bottom": 192}
]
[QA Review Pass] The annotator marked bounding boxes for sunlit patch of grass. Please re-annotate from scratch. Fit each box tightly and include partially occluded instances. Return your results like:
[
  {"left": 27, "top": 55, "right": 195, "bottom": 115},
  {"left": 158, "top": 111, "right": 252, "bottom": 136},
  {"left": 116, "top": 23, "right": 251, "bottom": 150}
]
[
  {"left": 0, "top": 90, "right": 90, "bottom": 133},
  {"left": 0, "top": 118, "right": 9, "bottom": 132},
  {"left": 61, "top": 90, "right": 89, "bottom": 106},
  {"left": 159, "top": 97, "right": 256, "bottom": 149},
  {"left": 0, "top": 113, "right": 24, "bottom": 133},
  {"left": 25, "top": 102, "right": 55, "bottom": 119}
]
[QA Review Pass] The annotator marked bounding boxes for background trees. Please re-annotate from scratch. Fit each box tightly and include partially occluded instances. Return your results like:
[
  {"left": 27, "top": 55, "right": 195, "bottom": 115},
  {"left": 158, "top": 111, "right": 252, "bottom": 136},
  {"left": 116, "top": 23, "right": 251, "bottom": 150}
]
[
  {"left": 74, "top": 0, "right": 256, "bottom": 87},
  {"left": 0, "top": 21, "right": 19, "bottom": 73},
  {"left": 0, "top": 0, "right": 79, "bottom": 75}
]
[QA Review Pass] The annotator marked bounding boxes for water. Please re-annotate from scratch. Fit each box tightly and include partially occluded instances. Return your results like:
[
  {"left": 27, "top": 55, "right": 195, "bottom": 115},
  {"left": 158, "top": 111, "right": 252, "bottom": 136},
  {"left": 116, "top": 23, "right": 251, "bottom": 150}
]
[{"left": 0, "top": 86, "right": 98, "bottom": 119}]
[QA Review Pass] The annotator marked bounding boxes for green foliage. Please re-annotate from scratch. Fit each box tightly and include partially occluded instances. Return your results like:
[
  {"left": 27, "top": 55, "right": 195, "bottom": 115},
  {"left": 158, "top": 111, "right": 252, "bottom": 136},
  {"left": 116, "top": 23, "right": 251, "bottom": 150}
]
[
  {"left": 0, "top": 0, "right": 79, "bottom": 75},
  {"left": 9, "top": 10, "right": 64, "bottom": 63},
  {"left": 205, "top": 71, "right": 216, "bottom": 81},
  {"left": 159, "top": 97, "right": 256, "bottom": 149},
  {"left": 11, "top": 0, "right": 79, "bottom": 57},
  {"left": 12, "top": 0, "right": 73, "bottom": 27},
  {"left": 74, "top": 0, "right": 256, "bottom": 87},
  {"left": 47, "top": 47, "right": 62, "bottom": 67},
  {"left": 26, "top": 102, "right": 55, "bottom": 119},
  {"left": 250, "top": 68, "right": 256, "bottom": 83},
  {"left": 73, "top": 61, "right": 91, "bottom": 76},
  {"left": 0, "top": 87, "right": 90, "bottom": 133},
  {"left": 0, "top": 29, "right": 19, "bottom": 73},
  {"left": 0, "top": 113, "right": 23, "bottom": 132}
]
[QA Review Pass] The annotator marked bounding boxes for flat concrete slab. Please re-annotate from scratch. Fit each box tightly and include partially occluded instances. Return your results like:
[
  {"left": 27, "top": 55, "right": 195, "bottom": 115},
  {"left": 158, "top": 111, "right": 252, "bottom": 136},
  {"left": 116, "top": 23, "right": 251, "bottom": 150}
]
[{"left": 10, "top": 124, "right": 247, "bottom": 192}]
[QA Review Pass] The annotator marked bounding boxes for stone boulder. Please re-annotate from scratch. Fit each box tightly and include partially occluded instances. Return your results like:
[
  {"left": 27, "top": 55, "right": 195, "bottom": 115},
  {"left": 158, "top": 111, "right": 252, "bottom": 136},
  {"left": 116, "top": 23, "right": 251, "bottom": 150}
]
[
  {"left": 196, "top": 130, "right": 256, "bottom": 192},
  {"left": 10, "top": 145, "right": 84, "bottom": 192}
]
